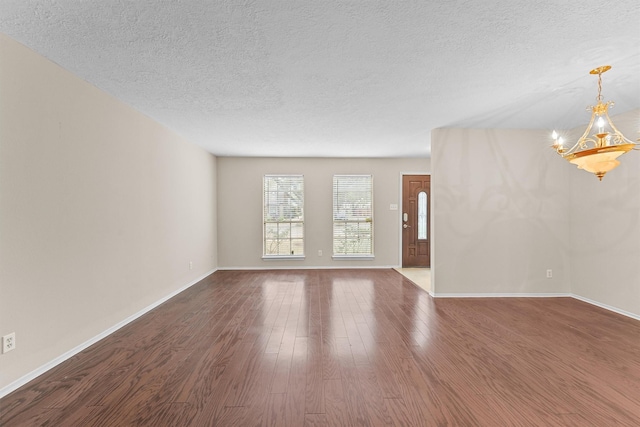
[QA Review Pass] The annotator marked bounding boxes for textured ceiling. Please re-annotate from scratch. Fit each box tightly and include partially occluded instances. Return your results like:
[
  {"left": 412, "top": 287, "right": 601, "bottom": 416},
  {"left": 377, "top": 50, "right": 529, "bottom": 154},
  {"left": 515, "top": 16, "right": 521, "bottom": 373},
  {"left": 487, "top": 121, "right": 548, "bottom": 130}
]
[{"left": 1, "top": 1, "right": 639, "bottom": 157}]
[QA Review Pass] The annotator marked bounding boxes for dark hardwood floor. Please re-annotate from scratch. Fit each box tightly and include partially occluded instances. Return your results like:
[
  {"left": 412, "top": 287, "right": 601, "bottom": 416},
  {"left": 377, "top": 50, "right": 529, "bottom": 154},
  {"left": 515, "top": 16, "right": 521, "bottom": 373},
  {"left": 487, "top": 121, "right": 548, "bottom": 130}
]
[{"left": 2, "top": 269, "right": 640, "bottom": 426}]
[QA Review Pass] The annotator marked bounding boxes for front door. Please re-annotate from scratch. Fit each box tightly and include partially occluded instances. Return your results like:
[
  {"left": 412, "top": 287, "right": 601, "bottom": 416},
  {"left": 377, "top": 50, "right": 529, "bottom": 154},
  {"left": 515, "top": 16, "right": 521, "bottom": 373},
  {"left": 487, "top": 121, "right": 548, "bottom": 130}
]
[{"left": 402, "top": 175, "right": 430, "bottom": 267}]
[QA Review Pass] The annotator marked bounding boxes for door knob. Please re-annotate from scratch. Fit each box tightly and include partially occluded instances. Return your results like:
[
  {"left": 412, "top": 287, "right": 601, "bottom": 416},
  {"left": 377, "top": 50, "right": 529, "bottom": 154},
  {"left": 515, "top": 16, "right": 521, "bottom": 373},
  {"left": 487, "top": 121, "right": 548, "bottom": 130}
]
[{"left": 403, "top": 224, "right": 409, "bottom": 228}]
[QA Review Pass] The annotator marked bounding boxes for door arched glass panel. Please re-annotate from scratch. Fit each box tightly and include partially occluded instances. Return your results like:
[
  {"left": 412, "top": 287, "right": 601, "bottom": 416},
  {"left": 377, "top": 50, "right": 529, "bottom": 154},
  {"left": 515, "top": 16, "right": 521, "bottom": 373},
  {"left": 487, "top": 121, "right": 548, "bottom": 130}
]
[{"left": 418, "top": 191, "right": 427, "bottom": 240}]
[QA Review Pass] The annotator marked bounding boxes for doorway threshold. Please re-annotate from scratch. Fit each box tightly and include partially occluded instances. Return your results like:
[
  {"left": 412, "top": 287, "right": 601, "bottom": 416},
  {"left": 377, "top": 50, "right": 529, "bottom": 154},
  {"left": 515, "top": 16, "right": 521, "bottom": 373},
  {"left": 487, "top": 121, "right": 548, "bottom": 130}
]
[{"left": 394, "top": 268, "right": 431, "bottom": 293}]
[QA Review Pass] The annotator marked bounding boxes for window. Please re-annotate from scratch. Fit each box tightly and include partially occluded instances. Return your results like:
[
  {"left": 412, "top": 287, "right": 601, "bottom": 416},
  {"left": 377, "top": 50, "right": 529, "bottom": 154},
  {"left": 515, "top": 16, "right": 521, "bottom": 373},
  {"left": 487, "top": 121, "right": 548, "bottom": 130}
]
[
  {"left": 333, "top": 175, "right": 373, "bottom": 257},
  {"left": 418, "top": 191, "right": 427, "bottom": 239},
  {"left": 263, "top": 175, "right": 304, "bottom": 257}
]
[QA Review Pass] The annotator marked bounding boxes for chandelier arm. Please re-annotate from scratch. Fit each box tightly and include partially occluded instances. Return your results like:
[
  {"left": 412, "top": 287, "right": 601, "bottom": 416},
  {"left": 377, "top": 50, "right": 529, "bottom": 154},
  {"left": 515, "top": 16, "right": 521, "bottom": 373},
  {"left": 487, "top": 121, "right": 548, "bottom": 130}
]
[
  {"left": 562, "top": 112, "right": 598, "bottom": 155},
  {"left": 603, "top": 110, "right": 637, "bottom": 145},
  {"left": 559, "top": 140, "right": 584, "bottom": 156}
]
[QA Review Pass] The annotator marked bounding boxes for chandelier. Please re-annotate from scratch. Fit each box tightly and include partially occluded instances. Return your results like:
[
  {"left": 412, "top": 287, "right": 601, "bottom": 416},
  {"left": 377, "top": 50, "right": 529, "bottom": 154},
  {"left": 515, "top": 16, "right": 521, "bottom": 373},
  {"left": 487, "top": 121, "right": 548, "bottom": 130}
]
[{"left": 551, "top": 65, "right": 638, "bottom": 181}]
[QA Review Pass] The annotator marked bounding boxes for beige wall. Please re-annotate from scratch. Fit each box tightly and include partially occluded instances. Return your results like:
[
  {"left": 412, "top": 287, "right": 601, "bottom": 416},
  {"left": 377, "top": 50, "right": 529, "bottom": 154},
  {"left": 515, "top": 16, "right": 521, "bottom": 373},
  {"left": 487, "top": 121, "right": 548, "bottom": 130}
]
[
  {"left": 0, "top": 34, "right": 217, "bottom": 392},
  {"left": 431, "top": 113, "right": 640, "bottom": 319},
  {"left": 569, "top": 109, "right": 640, "bottom": 317},
  {"left": 431, "top": 128, "right": 572, "bottom": 295},
  {"left": 217, "top": 157, "right": 429, "bottom": 268}
]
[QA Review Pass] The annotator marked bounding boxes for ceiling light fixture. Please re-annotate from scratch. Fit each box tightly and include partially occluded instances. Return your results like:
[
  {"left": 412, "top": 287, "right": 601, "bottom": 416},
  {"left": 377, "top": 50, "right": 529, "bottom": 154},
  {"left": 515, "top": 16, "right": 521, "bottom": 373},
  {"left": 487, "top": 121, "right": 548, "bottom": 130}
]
[{"left": 551, "top": 65, "right": 638, "bottom": 181}]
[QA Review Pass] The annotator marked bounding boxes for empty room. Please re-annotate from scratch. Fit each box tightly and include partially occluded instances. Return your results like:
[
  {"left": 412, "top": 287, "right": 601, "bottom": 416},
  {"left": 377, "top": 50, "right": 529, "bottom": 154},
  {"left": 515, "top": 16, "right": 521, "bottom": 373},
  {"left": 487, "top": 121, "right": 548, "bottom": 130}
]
[{"left": 1, "top": 1, "right": 639, "bottom": 426}]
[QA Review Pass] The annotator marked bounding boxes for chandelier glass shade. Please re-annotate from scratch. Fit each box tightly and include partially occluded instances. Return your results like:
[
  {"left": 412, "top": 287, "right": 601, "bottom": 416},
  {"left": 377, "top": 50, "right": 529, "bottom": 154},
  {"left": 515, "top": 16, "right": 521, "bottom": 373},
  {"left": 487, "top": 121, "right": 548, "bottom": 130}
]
[{"left": 551, "top": 65, "right": 638, "bottom": 181}]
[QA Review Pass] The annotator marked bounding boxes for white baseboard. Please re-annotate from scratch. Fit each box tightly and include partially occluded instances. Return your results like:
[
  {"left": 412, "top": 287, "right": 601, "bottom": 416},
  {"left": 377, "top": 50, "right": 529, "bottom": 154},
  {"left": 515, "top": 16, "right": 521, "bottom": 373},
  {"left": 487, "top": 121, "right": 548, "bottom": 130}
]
[
  {"left": 0, "top": 269, "right": 216, "bottom": 400},
  {"left": 432, "top": 293, "right": 571, "bottom": 298},
  {"left": 430, "top": 292, "right": 640, "bottom": 321},
  {"left": 571, "top": 294, "right": 640, "bottom": 322},
  {"left": 218, "top": 265, "right": 398, "bottom": 270}
]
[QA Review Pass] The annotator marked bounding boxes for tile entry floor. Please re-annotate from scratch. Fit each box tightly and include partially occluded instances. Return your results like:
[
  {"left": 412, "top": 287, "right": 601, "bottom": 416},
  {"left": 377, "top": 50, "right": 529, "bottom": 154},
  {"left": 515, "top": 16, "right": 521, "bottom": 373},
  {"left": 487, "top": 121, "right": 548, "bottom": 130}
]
[{"left": 394, "top": 267, "right": 430, "bottom": 293}]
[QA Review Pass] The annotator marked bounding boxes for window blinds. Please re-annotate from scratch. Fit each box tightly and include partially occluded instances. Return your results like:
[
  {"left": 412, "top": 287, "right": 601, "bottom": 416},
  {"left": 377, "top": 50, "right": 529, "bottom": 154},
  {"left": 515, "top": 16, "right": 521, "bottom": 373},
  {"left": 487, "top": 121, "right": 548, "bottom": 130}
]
[
  {"left": 263, "top": 175, "right": 304, "bottom": 256},
  {"left": 332, "top": 175, "right": 373, "bottom": 256}
]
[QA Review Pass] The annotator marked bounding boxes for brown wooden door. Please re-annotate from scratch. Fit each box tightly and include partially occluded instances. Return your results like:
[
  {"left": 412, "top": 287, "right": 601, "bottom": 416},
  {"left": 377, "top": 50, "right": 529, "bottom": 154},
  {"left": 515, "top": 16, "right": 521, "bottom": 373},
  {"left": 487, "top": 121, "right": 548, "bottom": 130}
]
[{"left": 402, "top": 175, "right": 430, "bottom": 267}]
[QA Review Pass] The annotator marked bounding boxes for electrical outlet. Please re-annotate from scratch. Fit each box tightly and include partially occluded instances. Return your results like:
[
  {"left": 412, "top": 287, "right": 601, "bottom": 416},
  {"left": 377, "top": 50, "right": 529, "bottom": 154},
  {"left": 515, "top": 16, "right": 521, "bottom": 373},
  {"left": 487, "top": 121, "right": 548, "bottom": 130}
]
[
  {"left": 546, "top": 269, "right": 553, "bottom": 279},
  {"left": 318, "top": 250, "right": 323, "bottom": 256},
  {"left": 2, "top": 332, "right": 16, "bottom": 353},
  {"left": 189, "top": 261, "right": 193, "bottom": 270}
]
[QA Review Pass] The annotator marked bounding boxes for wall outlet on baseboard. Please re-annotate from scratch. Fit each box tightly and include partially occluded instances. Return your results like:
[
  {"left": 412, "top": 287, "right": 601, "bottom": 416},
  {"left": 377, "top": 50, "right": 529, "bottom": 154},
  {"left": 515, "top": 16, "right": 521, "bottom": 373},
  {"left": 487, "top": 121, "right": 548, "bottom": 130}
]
[
  {"left": 546, "top": 269, "right": 553, "bottom": 279},
  {"left": 2, "top": 332, "right": 16, "bottom": 353}
]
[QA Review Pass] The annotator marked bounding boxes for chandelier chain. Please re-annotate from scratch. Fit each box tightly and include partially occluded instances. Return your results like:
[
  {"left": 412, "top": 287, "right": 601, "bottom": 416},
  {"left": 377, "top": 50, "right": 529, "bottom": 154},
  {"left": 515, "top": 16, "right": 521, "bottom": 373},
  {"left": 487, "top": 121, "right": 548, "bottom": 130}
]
[{"left": 596, "top": 71, "right": 603, "bottom": 102}]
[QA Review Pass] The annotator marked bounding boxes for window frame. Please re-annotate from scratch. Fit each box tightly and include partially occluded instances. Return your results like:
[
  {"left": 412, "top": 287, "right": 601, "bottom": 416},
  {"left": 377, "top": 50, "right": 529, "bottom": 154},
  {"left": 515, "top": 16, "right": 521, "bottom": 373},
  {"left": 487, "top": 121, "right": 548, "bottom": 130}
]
[
  {"left": 262, "top": 174, "right": 305, "bottom": 260},
  {"left": 332, "top": 174, "right": 374, "bottom": 260}
]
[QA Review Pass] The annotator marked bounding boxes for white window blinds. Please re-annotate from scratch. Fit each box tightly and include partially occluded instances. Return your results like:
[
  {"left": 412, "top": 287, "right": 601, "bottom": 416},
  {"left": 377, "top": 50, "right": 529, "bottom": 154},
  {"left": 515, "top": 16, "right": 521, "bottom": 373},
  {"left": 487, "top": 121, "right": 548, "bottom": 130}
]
[
  {"left": 333, "top": 175, "right": 373, "bottom": 256},
  {"left": 263, "top": 175, "right": 304, "bottom": 256}
]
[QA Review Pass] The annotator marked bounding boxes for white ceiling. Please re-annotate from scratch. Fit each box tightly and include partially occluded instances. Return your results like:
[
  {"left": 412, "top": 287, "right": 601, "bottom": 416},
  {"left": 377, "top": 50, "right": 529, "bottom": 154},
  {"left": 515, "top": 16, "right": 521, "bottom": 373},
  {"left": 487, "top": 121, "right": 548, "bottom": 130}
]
[{"left": 1, "top": 1, "right": 639, "bottom": 157}]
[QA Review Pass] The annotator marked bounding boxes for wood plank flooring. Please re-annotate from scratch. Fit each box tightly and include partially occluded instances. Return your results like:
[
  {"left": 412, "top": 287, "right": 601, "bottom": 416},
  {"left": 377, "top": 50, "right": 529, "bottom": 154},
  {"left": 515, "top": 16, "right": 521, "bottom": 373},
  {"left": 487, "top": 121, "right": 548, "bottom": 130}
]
[{"left": 2, "top": 269, "right": 640, "bottom": 426}]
